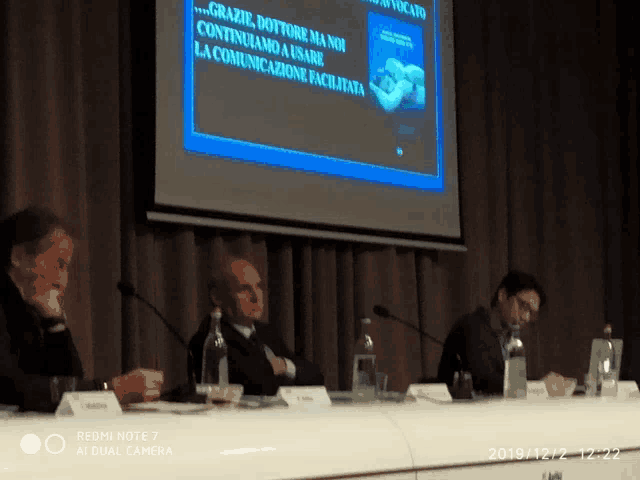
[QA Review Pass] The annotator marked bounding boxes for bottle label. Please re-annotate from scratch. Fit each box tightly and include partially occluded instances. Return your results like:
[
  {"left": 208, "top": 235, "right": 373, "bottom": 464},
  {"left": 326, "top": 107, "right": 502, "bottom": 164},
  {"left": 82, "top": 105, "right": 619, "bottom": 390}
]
[
  {"left": 352, "top": 354, "right": 376, "bottom": 390},
  {"left": 219, "top": 356, "right": 229, "bottom": 386},
  {"left": 504, "top": 357, "right": 527, "bottom": 399},
  {"left": 202, "top": 333, "right": 228, "bottom": 384},
  {"left": 601, "top": 378, "right": 618, "bottom": 397}
]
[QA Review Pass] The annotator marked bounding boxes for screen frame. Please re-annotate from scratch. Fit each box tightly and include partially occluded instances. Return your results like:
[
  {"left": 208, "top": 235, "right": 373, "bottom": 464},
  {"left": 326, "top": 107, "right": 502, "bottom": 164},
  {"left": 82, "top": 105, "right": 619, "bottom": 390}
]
[{"left": 132, "top": 0, "right": 466, "bottom": 251}]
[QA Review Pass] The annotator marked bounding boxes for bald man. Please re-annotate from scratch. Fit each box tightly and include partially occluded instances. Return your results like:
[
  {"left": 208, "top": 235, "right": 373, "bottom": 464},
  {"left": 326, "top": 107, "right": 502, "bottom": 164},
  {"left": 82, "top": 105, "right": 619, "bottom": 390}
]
[{"left": 188, "top": 256, "right": 324, "bottom": 396}]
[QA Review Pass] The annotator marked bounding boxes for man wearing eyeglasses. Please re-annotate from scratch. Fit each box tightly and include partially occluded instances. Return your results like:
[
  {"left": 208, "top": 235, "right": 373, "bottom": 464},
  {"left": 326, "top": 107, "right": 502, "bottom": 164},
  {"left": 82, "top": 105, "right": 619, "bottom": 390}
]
[{"left": 437, "top": 271, "right": 546, "bottom": 396}]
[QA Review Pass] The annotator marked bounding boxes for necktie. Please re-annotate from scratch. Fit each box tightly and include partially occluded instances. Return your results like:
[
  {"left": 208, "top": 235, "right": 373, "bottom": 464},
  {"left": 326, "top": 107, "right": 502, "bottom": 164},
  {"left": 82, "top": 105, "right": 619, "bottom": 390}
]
[
  {"left": 249, "top": 330, "right": 261, "bottom": 347},
  {"left": 249, "top": 331, "right": 275, "bottom": 361}
]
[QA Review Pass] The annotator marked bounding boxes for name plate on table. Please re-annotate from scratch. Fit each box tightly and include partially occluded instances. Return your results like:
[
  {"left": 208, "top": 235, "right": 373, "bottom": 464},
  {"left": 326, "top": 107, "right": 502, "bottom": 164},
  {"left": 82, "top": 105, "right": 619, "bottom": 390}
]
[
  {"left": 618, "top": 381, "right": 640, "bottom": 400},
  {"left": 55, "top": 392, "right": 122, "bottom": 418},
  {"left": 406, "top": 384, "right": 452, "bottom": 403},
  {"left": 277, "top": 386, "right": 331, "bottom": 406},
  {"left": 195, "top": 384, "right": 244, "bottom": 405},
  {"left": 527, "top": 381, "right": 549, "bottom": 399}
]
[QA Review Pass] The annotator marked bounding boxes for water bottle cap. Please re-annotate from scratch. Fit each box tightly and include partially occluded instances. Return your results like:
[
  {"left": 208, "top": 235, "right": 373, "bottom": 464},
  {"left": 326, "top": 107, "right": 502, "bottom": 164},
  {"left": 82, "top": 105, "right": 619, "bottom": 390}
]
[
  {"left": 604, "top": 324, "right": 612, "bottom": 333},
  {"left": 213, "top": 309, "right": 222, "bottom": 321}
]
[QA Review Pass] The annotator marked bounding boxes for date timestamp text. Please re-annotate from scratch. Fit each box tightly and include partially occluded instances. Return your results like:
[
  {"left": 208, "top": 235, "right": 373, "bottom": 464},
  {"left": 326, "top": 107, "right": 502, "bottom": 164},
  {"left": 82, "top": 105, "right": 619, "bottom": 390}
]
[
  {"left": 488, "top": 447, "right": 622, "bottom": 461},
  {"left": 489, "top": 448, "right": 567, "bottom": 461}
]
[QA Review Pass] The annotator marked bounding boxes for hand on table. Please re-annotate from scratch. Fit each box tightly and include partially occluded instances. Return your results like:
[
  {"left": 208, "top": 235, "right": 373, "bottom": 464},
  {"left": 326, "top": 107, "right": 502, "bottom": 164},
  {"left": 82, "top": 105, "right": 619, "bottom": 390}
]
[
  {"left": 112, "top": 368, "right": 164, "bottom": 404},
  {"left": 542, "top": 372, "right": 575, "bottom": 397}
]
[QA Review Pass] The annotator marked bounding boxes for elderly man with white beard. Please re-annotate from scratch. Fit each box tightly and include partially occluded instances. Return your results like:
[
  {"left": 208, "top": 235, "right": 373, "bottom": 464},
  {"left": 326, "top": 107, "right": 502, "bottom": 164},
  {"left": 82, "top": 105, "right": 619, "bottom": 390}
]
[{"left": 0, "top": 206, "right": 163, "bottom": 412}]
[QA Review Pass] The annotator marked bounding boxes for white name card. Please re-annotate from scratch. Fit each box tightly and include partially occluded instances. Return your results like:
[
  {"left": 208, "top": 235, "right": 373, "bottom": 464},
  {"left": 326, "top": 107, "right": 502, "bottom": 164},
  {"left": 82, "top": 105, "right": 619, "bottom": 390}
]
[
  {"left": 55, "top": 392, "right": 122, "bottom": 418},
  {"left": 618, "top": 381, "right": 640, "bottom": 400},
  {"left": 406, "top": 384, "right": 452, "bottom": 403},
  {"left": 277, "top": 386, "right": 331, "bottom": 406},
  {"left": 527, "top": 381, "right": 549, "bottom": 399},
  {"left": 195, "top": 384, "right": 244, "bottom": 405}
]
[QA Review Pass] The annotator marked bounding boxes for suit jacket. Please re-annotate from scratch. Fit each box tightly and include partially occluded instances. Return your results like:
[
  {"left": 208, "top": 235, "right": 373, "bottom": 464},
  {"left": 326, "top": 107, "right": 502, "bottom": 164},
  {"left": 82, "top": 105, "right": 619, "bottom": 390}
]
[
  {"left": 0, "top": 272, "right": 98, "bottom": 412},
  {"left": 437, "top": 307, "right": 505, "bottom": 395},
  {"left": 188, "top": 314, "right": 324, "bottom": 396}
]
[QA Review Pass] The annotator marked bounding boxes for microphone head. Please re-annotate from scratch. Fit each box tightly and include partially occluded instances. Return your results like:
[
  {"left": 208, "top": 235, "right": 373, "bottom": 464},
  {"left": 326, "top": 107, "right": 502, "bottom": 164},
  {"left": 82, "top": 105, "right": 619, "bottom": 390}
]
[
  {"left": 373, "top": 305, "right": 391, "bottom": 318},
  {"left": 117, "top": 281, "right": 136, "bottom": 296}
]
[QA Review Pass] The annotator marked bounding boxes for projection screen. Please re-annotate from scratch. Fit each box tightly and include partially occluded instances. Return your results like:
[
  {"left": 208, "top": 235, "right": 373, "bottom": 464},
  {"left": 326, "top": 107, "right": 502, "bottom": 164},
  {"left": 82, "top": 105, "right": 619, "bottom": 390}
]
[{"left": 150, "top": 0, "right": 464, "bottom": 250}]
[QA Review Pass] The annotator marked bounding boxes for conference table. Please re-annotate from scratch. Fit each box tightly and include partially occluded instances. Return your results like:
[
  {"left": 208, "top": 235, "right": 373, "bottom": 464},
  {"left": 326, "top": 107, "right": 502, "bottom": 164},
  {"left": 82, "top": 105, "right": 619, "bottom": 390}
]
[{"left": 1, "top": 391, "right": 639, "bottom": 480}]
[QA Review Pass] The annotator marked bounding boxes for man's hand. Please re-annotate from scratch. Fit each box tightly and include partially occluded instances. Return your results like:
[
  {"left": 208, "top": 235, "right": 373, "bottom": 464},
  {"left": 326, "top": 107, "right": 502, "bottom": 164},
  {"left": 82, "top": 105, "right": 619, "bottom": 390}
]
[
  {"left": 111, "top": 368, "right": 164, "bottom": 404},
  {"left": 270, "top": 356, "right": 288, "bottom": 376},
  {"left": 542, "top": 372, "right": 574, "bottom": 397}
]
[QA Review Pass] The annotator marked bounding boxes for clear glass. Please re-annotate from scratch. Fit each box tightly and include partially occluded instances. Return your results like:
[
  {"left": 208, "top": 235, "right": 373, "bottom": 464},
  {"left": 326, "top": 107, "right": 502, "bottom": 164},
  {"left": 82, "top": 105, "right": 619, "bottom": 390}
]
[
  {"left": 50, "top": 376, "right": 78, "bottom": 405},
  {"left": 453, "top": 371, "right": 474, "bottom": 400},
  {"left": 375, "top": 372, "right": 388, "bottom": 393}
]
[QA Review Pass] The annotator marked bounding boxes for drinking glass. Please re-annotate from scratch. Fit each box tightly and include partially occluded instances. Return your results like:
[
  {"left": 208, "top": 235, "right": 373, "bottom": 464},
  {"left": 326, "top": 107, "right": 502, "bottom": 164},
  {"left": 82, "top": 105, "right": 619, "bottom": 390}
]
[
  {"left": 50, "top": 376, "right": 78, "bottom": 405},
  {"left": 375, "top": 372, "right": 388, "bottom": 397}
]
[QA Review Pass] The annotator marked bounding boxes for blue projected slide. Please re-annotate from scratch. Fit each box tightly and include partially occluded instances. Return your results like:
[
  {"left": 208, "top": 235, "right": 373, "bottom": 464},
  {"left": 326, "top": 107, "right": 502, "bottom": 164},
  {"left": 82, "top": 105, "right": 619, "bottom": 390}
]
[{"left": 183, "top": 0, "right": 443, "bottom": 191}]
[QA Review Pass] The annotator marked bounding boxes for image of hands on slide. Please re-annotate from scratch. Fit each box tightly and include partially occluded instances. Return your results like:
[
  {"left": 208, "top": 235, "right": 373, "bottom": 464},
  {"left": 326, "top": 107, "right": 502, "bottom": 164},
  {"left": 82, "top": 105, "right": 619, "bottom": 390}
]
[
  {"left": 370, "top": 58, "right": 426, "bottom": 113},
  {"left": 368, "top": 12, "right": 426, "bottom": 114}
]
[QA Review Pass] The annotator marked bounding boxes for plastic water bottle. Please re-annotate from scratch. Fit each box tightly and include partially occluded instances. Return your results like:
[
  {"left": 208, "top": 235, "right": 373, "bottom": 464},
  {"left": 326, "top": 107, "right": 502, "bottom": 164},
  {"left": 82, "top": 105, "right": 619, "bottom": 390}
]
[
  {"left": 352, "top": 318, "right": 376, "bottom": 400},
  {"left": 201, "top": 309, "right": 229, "bottom": 386},
  {"left": 504, "top": 324, "right": 527, "bottom": 399},
  {"left": 598, "top": 324, "right": 617, "bottom": 397}
]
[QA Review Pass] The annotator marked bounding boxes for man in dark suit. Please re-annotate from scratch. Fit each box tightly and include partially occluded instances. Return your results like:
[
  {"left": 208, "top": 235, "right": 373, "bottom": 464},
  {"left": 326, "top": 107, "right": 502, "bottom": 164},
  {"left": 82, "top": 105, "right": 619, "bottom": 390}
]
[
  {"left": 189, "top": 255, "right": 324, "bottom": 396},
  {"left": 437, "top": 271, "right": 547, "bottom": 396},
  {"left": 0, "top": 206, "right": 163, "bottom": 411}
]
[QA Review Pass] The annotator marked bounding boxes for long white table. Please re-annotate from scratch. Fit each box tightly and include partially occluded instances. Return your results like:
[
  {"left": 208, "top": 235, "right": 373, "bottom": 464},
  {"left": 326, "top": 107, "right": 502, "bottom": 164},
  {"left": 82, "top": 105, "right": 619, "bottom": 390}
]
[{"left": 1, "top": 395, "right": 639, "bottom": 479}]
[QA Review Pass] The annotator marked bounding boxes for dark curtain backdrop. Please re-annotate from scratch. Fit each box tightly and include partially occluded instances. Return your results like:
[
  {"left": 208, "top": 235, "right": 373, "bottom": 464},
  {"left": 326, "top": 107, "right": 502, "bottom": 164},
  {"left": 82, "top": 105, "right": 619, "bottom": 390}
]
[{"left": 1, "top": 0, "right": 638, "bottom": 392}]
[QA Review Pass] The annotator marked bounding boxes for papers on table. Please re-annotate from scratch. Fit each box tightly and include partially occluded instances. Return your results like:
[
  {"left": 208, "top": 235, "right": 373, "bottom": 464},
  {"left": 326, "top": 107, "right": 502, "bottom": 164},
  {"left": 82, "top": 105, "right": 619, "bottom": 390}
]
[{"left": 124, "top": 401, "right": 218, "bottom": 414}]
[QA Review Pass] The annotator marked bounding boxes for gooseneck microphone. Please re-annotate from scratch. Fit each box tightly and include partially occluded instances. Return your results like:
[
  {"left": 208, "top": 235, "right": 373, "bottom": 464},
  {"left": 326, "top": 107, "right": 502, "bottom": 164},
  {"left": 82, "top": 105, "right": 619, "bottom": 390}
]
[
  {"left": 117, "top": 281, "right": 196, "bottom": 387},
  {"left": 373, "top": 305, "right": 444, "bottom": 346}
]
